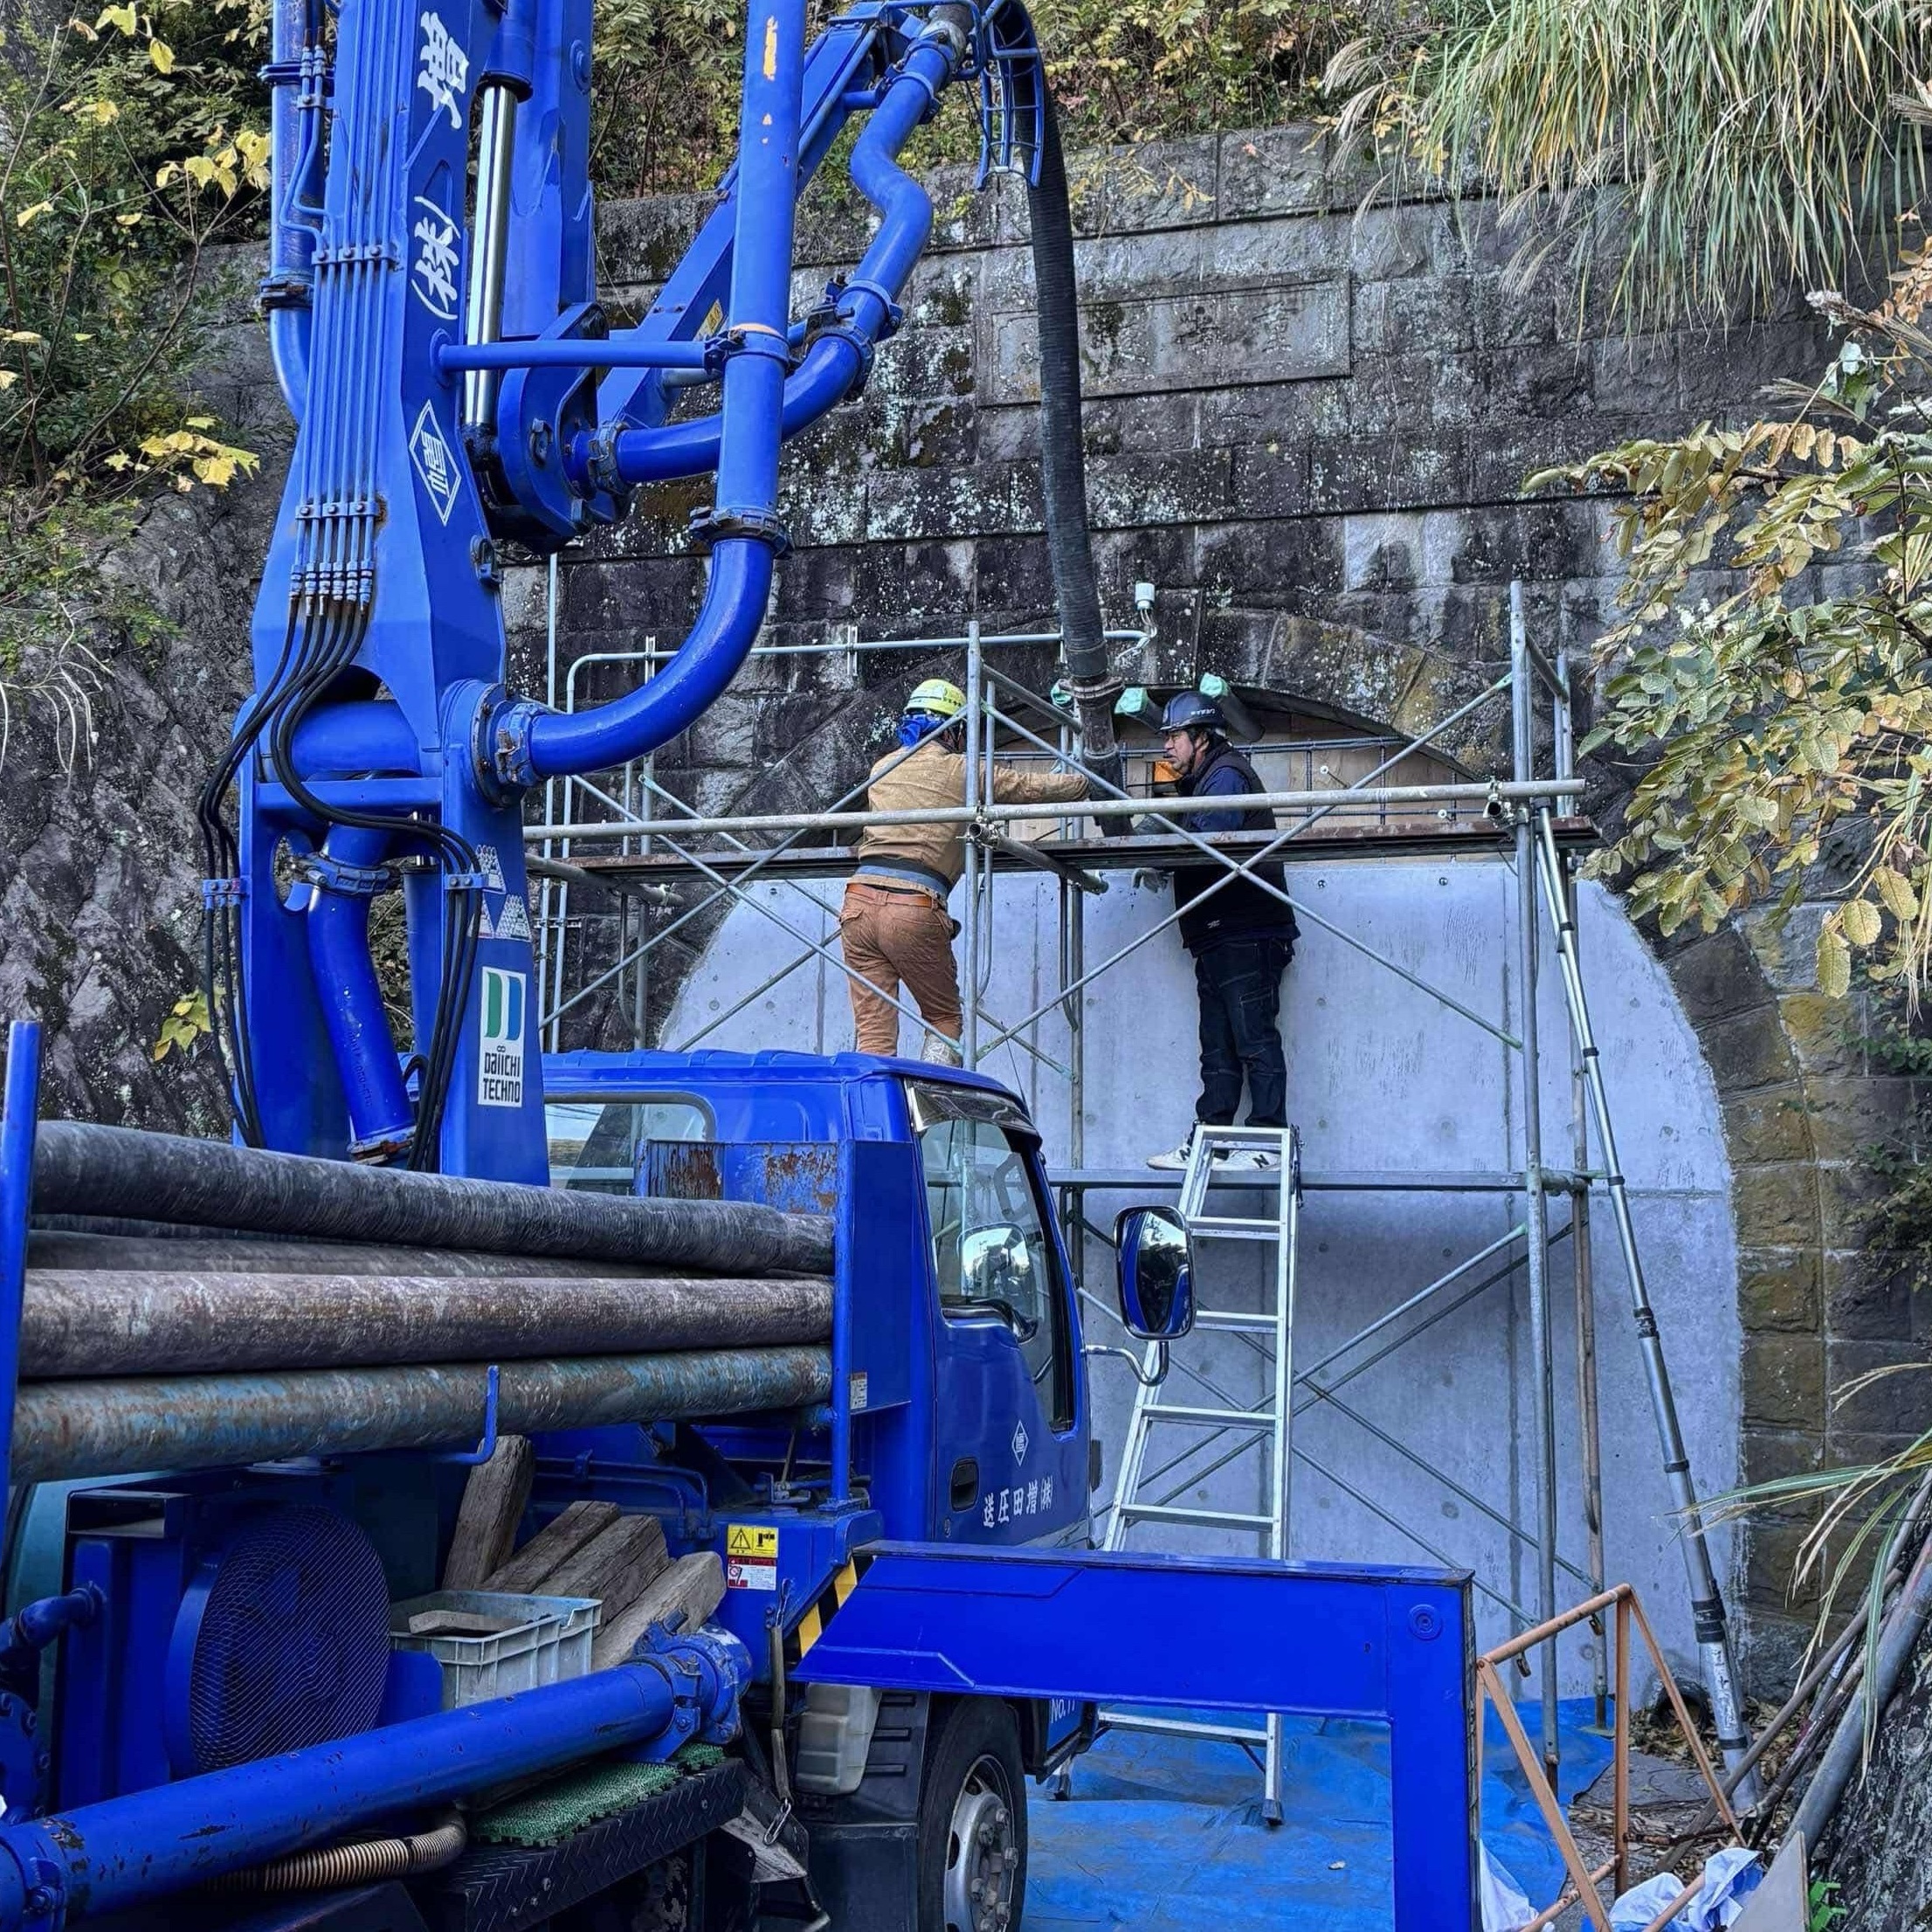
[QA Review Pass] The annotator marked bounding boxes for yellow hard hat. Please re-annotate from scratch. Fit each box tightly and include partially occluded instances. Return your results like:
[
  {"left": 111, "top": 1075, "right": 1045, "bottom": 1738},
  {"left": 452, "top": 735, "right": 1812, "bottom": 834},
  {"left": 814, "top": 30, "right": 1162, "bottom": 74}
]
[{"left": 905, "top": 678, "right": 967, "bottom": 721}]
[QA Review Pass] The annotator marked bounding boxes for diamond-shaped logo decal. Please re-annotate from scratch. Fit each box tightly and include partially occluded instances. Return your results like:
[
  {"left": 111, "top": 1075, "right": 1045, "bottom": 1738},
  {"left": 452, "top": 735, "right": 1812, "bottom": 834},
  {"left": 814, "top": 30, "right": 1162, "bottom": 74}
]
[
  {"left": 1011, "top": 1419, "right": 1029, "bottom": 1464},
  {"left": 408, "top": 399, "right": 462, "bottom": 526}
]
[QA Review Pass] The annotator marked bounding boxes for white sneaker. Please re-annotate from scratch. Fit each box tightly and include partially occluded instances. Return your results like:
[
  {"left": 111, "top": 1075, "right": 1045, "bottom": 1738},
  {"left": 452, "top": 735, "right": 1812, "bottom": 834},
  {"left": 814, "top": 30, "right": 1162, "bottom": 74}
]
[
  {"left": 1220, "top": 1149, "right": 1279, "bottom": 1171},
  {"left": 1146, "top": 1135, "right": 1196, "bottom": 1171},
  {"left": 921, "top": 1030, "right": 963, "bottom": 1067}
]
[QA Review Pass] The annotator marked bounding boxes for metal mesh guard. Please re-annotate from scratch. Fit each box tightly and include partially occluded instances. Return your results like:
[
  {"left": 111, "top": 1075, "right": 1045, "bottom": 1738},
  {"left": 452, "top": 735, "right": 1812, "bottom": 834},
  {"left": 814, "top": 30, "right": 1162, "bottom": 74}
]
[{"left": 186, "top": 1505, "right": 390, "bottom": 1772}]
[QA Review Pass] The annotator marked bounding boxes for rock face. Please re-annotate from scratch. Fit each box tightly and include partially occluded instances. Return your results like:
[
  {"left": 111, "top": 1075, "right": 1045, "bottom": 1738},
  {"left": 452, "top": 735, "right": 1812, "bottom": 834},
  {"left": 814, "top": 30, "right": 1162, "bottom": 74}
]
[
  {"left": 1816, "top": 1616, "right": 1932, "bottom": 1924},
  {"left": 0, "top": 456, "right": 287, "bottom": 1133}
]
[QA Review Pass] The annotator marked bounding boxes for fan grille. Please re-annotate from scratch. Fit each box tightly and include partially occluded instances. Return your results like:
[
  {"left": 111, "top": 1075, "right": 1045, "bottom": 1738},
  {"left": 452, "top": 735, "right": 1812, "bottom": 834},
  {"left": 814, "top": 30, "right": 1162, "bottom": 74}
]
[{"left": 185, "top": 1505, "right": 390, "bottom": 1772}]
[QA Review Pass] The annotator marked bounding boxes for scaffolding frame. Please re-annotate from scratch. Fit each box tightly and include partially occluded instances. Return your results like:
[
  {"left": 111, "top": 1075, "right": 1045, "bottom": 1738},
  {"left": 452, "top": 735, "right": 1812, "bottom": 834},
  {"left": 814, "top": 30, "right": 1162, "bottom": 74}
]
[{"left": 524, "top": 576, "right": 1755, "bottom": 1792}]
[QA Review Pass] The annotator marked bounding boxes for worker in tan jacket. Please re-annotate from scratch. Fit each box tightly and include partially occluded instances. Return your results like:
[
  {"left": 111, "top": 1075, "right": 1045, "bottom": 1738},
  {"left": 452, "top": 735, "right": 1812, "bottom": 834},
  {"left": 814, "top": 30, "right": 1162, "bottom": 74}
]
[{"left": 842, "top": 679, "right": 1087, "bottom": 1062}]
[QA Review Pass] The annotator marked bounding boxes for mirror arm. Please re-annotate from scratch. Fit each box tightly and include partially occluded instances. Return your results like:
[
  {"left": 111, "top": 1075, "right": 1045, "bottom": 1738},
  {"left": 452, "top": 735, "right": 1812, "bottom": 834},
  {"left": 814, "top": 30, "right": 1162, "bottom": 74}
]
[{"left": 1082, "top": 1342, "right": 1170, "bottom": 1388}]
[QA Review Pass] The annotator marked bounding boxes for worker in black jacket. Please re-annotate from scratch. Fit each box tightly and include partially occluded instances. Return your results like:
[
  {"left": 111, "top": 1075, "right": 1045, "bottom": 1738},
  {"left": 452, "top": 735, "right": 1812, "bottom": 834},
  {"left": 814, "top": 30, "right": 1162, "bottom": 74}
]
[{"left": 1146, "top": 692, "right": 1299, "bottom": 1171}]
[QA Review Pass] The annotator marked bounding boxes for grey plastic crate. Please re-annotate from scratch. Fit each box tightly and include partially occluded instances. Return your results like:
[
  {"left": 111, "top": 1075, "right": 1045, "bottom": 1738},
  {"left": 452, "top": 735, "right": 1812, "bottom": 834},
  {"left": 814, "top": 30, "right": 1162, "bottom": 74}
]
[{"left": 389, "top": 1589, "right": 600, "bottom": 1708}]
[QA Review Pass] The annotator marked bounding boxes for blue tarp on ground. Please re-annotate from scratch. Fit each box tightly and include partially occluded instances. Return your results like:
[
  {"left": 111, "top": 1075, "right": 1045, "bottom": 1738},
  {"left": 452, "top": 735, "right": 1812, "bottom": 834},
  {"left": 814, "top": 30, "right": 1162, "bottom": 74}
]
[{"left": 1028, "top": 1700, "right": 1612, "bottom": 1929}]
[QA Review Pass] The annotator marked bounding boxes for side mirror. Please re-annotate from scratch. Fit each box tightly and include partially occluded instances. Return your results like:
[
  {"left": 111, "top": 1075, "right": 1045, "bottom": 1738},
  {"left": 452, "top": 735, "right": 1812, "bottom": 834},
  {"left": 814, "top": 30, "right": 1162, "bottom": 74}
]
[{"left": 1114, "top": 1205, "right": 1194, "bottom": 1341}]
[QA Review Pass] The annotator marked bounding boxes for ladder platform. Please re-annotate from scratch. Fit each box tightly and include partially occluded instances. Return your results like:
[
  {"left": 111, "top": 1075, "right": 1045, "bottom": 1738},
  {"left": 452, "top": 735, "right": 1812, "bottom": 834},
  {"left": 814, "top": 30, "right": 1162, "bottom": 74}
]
[
  {"left": 1118, "top": 1501, "right": 1276, "bottom": 1531},
  {"left": 1096, "top": 1710, "right": 1272, "bottom": 1747},
  {"left": 1145, "top": 1404, "right": 1275, "bottom": 1429}
]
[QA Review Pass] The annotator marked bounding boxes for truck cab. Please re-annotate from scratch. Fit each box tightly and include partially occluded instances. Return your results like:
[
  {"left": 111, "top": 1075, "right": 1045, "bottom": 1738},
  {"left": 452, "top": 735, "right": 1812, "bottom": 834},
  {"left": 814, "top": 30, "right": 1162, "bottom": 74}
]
[{"left": 541, "top": 1047, "right": 1107, "bottom": 1929}]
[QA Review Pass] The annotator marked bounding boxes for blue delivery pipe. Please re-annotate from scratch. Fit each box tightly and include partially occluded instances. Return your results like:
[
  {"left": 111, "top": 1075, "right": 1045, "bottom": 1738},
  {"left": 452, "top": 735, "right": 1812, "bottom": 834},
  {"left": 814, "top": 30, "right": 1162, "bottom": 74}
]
[
  {"left": 501, "top": 0, "right": 808, "bottom": 783},
  {"left": 583, "top": 15, "right": 967, "bottom": 493},
  {"left": 0, "top": 1655, "right": 729, "bottom": 1924},
  {"left": 304, "top": 824, "right": 414, "bottom": 1159},
  {"left": 513, "top": 9, "right": 974, "bottom": 784}
]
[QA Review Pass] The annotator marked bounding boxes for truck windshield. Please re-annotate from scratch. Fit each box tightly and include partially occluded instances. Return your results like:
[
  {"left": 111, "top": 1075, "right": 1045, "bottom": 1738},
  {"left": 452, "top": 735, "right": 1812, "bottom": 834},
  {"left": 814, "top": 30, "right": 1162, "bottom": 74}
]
[
  {"left": 546, "top": 1098, "right": 709, "bottom": 1192},
  {"left": 918, "top": 1113, "right": 1072, "bottom": 1427}
]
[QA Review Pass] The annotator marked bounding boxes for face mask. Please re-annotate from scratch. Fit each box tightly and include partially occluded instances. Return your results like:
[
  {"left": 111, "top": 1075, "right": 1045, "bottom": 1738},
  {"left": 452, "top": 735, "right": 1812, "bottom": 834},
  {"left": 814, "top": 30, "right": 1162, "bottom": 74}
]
[{"left": 899, "top": 712, "right": 946, "bottom": 749}]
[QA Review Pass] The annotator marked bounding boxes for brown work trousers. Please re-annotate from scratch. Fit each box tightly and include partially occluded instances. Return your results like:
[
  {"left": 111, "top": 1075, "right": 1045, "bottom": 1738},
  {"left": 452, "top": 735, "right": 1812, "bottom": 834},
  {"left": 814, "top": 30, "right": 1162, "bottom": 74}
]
[{"left": 838, "top": 880, "right": 962, "bottom": 1056}]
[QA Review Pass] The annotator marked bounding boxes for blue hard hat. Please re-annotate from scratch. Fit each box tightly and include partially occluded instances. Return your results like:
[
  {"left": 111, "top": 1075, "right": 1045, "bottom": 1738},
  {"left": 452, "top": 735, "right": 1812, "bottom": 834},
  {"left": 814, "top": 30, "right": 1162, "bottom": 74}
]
[{"left": 1159, "top": 691, "right": 1224, "bottom": 736}]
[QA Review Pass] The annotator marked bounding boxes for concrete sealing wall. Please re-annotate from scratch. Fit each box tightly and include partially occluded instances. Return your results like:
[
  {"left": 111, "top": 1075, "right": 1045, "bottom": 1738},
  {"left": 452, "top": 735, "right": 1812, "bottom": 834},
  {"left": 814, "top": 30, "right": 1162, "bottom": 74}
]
[{"left": 659, "top": 859, "right": 1738, "bottom": 1687}]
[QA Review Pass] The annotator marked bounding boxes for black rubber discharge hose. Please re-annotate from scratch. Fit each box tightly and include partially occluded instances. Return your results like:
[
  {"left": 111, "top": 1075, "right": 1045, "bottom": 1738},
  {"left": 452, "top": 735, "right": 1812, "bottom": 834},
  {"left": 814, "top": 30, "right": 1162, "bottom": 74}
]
[
  {"left": 1026, "top": 79, "right": 1126, "bottom": 819},
  {"left": 31, "top": 1121, "right": 832, "bottom": 1277}
]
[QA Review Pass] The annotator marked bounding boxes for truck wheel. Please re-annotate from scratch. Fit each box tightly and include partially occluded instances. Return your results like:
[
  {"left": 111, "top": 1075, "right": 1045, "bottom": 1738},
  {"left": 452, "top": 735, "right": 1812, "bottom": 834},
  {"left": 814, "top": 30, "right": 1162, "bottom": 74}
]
[{"left": 918, "top": 1698, "right": 1027, "bottom": 1932}]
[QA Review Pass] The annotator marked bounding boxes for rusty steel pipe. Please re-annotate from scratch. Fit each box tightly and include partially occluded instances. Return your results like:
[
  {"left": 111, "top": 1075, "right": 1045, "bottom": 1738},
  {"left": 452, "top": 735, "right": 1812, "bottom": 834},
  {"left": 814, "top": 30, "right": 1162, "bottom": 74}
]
[
  {"left": 18, "top": 1270, "right": 832, "bottom": 1377},
  {"left": 10, "top": 1346, "right": 831, "bottom": 1481},
  {"left": 30, "top": 1122, "right": 831, "bottom": 1276},
  {"left": 26, "top": 1232, "right": 688, "bottom": 1278}
]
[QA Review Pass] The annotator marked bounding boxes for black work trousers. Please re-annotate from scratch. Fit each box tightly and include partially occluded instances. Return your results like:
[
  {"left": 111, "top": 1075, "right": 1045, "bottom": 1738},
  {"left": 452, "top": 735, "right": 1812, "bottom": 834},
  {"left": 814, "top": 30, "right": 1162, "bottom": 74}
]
[{"left": 1191, "top": 935, "right": 1292, "bottom": 1128}]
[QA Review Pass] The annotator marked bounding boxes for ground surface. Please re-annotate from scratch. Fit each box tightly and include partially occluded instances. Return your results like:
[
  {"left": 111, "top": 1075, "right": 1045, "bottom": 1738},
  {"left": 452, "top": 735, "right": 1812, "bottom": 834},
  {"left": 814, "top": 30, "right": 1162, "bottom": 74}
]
[{"left": 1027, "top": 1700, "right": 1616, "bottom": 1929}]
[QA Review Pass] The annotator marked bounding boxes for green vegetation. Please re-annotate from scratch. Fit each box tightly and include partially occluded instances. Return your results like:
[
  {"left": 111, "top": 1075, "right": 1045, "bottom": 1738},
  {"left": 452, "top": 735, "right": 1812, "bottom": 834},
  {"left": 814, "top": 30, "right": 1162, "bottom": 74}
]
[
  {"left": 1328, "top": 0, "right": 1932, "bottom": 331},
  {"left": 1549, "top": 246, "right": 1932, "bottom": 1005},
  {"left": 593, "top": 0, "right": 1359, "bottom": 196},
  {"left": 1, "top": 0, "right": 266, "bottom": 743}
]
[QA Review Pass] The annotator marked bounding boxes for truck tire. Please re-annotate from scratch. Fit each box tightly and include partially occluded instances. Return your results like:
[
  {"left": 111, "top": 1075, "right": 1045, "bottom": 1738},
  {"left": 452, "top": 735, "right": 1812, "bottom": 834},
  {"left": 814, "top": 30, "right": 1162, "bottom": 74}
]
[{"left": 917, "top": 1698, "right": 1027, "bottom": 1932}]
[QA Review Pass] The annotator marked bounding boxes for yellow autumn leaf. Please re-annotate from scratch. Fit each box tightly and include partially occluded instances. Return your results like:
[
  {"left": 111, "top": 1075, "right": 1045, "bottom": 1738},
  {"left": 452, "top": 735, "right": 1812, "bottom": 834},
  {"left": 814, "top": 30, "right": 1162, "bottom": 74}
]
[
  {"left": 94, "top": 3, "right": 135, "bottom": 31},
  {"left": 185, "top": 414, "right": 215, "bottom": 429},
  {"left": 15, "top": 201, "right": 55, "bottom": 228},
  {"left": 1875, "top": 866, "right": 1920, "bottom": 923},
  {"left": 148, "top": 35, "right": 173, "bottom": 67},
  {"left": 1817, "top": 923, "right": 1852, "bottom": 999},
  {"left": 1, "top": 330, "right": 45, "bottom": 346},
  {"left": 114, "top": 212, "right": 142, "bottom": 227},
  {"left": 0, "top": 371, "right": 17, "bottom": 390},
  {"left": 1841, "top": 897, "right": 1883, "bottom": 947},
  {"left": 76, "top": 97, "right": 119, "bottom": 123}
]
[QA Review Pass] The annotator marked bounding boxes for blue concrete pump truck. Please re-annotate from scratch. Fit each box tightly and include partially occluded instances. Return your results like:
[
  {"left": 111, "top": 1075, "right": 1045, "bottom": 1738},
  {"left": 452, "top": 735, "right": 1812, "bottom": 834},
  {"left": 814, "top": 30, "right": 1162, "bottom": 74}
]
[{"left": 0, "top": 1, "right": 1486, "bottom": 1926}]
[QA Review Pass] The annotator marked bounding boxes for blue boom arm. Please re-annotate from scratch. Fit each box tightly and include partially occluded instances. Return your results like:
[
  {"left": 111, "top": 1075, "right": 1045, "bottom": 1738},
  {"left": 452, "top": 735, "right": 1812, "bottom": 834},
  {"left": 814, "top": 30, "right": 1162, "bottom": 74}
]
[{"left": 219, "top": 0, "right": 1042, "bottom": 1176}]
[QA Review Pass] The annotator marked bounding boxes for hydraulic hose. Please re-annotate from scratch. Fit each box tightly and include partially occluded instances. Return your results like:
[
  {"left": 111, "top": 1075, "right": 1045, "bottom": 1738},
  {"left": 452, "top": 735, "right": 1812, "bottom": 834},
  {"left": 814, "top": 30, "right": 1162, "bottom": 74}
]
[
  {"left": 1027, "top": 85, "right": 1121, "bottom": 804},
  {"left": 261, "top": 0, "right": 320, "bottom": 420}
]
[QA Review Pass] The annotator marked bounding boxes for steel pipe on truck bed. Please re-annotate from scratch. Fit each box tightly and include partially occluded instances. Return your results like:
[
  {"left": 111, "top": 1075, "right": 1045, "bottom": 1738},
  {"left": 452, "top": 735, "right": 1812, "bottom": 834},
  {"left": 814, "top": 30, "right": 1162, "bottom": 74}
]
[
  {"left": 11, "top": 1345, "right": 831, "bottom": 1480},
  {"left": 18, "top": 1270, "right": 832, "bottom": 1376},
  {"left": 31, "top": 1122, "right": 832, "bottom": 1275},
  {"left": 27, "top": 1231, "right": 707, "bottom": 1277}
]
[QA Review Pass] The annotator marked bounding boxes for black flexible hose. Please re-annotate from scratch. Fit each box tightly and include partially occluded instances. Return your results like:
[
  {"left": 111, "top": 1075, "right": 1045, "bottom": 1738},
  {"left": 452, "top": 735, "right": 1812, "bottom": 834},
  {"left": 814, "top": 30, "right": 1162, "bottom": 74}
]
[{"left": 1025, "top": 80, "right": 1125, "bottom": 818}]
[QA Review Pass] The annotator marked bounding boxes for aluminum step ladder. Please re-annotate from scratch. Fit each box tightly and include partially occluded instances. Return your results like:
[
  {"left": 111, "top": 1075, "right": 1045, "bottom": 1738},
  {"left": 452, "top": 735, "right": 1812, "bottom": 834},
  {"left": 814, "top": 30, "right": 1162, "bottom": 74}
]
[{"left": 1099, "top": 1123, "right": 1301, "bottom": 1822}]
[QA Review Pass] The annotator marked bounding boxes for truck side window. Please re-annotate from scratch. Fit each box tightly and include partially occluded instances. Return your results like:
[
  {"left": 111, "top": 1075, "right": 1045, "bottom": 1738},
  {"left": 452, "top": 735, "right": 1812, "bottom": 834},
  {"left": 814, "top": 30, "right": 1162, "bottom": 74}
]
[
  {"left": 546, "top": 1098, "right": 710, "bottom": 1192},
  {"left": 919, "top": 1115, "right": 1073, "bottom": 1430}
]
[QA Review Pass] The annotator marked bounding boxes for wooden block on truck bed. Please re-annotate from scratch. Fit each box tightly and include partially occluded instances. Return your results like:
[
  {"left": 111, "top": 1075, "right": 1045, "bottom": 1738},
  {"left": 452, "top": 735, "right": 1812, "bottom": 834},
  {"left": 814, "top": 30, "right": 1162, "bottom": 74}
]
[
  {"left": 481, "top": 1498, "right": 619, "bottom": 1594},
  {"left": 591, "top": 1553, "right": 727, "bottom": 1669},
  {"left": 537, "top": 1513, "right": 669, "bottom": 1615},
  {"left": 442, "top": 1434, "right": 535, "bottom": 1590}
]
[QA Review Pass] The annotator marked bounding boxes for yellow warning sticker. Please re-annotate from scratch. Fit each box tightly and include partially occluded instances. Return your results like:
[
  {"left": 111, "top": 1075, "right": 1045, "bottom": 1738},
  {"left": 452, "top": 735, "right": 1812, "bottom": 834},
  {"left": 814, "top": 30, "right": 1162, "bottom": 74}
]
[{"left": 725, "top": 1523, "right": 778, "bottom": 1590}]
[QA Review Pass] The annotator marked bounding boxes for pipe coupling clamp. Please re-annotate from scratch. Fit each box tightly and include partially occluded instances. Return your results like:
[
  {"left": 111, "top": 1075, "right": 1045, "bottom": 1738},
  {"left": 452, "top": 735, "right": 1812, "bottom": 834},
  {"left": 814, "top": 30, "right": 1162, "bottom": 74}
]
[
  {"left": 1062, "top": 671, "right": 1126, "bottom": 706},
  {"left": 800, "top": 306, "right": 878, "bottom": 395},
  {"left": 705, "top": 323, "right": 797, "bottom": 375},
  {"left": 296, "top": 852, "right": 393, "bottom": 898},
  {"left": 687, "top": 506, "right": 790, "bottom": 557},
  {"left": 488, "top": 696, "right": 544, "bottom": 793}
]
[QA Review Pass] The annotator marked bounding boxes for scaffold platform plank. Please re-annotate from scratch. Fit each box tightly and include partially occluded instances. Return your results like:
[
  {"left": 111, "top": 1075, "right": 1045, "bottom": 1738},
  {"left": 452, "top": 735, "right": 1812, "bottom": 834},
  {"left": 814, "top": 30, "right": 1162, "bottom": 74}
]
[{"left": 537, "top": 816, "right": 1599, "bottom": 886}]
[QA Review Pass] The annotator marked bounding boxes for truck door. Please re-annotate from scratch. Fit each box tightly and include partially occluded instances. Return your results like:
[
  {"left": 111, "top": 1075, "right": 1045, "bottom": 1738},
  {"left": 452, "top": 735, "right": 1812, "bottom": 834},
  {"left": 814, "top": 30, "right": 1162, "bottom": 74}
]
[{"left": 908, "top": 1082, "right": 1084, "bottom": 1548}]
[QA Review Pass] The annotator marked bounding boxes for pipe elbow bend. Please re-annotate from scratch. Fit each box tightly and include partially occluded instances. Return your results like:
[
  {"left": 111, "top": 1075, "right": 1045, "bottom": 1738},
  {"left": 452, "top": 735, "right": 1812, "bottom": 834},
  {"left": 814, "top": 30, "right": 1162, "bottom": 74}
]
[{"left": 498, "top": 538, "right": 776, "bottom": 786}]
